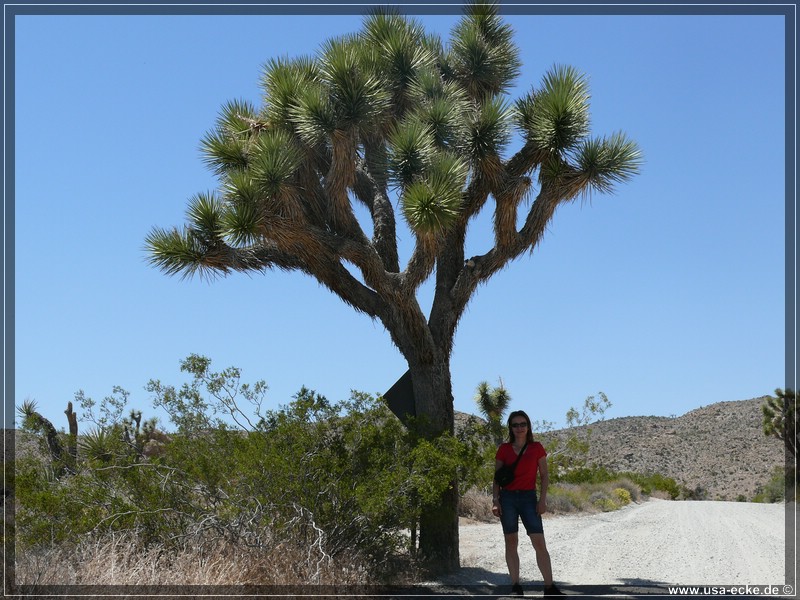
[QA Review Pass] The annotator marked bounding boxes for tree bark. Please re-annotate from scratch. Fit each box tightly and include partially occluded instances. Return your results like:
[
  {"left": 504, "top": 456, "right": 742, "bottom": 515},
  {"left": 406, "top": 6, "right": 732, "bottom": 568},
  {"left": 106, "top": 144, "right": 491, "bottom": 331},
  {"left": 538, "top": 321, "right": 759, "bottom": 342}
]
[
  {"left": 408, "top": 357, "right": 460, "bottom": 573},
  {"left": 418, "top": 482, "right": 460, "bottom": 573}
]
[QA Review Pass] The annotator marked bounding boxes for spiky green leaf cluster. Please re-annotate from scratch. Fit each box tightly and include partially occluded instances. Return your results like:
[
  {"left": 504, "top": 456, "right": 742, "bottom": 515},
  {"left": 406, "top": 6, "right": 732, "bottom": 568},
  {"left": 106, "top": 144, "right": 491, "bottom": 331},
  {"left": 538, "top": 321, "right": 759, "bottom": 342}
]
[
  {"left": 249, "top": 130, "right": 302, "bottom": 202},
  {"left": 145, "top": 192, "right": 228, "bottom": 278},
  {"left": 220, "top": 195, "right": 261, "bottom": 246},
  {"left": 291, "top": 86, "right": 337, "bottom": 145},
  {"left": 145, "top": 225, "right": 216, "bottom": 279},
  {"left": 363, "top": 11, "right": 438, "bottom": 114},
  {"left": 448, "top": 3, "right": 521, "bottom": 100},
  {"left": 516, "top": 65, "right": 641, "bottom": 197},
  {"left": 388, "top": 118, "right": 436, "bottom": 188},
  {"left": 200, "top": 99, "right": 260, "bottom": 176},
  {"left": 466, "top": 96, "right": 512, "bottom": 162},
  {"left": 516, "top": 64, "right": 591, "bottom": 153},
  {"left": 261, "top": 56, "right": 321, "bottom": 129},
  {"left": 405, "top": 70, "right": 472, "bottom": 155},
  {"left": 18, "top": 398, "right": 38, "bottom": 421},
  {"left": 185, "top": 191, "right": 224, "bottom": 241},
  {"left": 80, "top": 427, "right": 124, "bottom": 463},
  {"left": 320, "top": 36, "right": 391, "bottom": 130},
  {"left": 400, "top": 152, "right": 468, "bottom": 235},
  {"left": 576, "top": 132, "right": 643, "bottom": 194}
]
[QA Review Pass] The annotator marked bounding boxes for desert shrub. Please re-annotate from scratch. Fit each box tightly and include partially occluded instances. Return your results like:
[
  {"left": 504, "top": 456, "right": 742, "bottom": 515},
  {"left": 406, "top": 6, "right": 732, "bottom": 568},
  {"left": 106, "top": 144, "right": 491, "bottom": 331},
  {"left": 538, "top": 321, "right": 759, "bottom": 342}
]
[
  {"left": 559, "top": 465, "right": 617, "bottom": 485},
  {"left": 621, "top": 471, "right": 682, "bottom": 499},
  {"left": 545, "top": 492, "right": 576, "bottom": 514},
  {"left": 753, "top": 466, "right": 790, "bottom": 503},
  {"left": 15, "top": 358, "right": 477, "bottom": 581},
  {"left": 455, "top": 482, "right": 643, "bottom": 518},
  {"left": 557, "top": 464, "right": 680, "bottom": 500},
  {"left": 612, "top": 477, "right": 641, "bottom": 503},
  {"left": 544, "top": 479, "right": 641, "bottom": 514},
  {"left": 612, "top": 487, "right": 632, "bottom": 506},
  {"left": 454, "top": 416, "right": 497, "bottom": 495},
  {"left": 685, "top": 485, "right": 709, "bottom": 501},
  {"left": 588, "top": 490, "right": 617, "bottom": 512},
  {"left": 453, "top": 481, "right": 638, "bottom": 516},
  {"left": 546, "top": 485, "right": 587, "bottom": 513}
]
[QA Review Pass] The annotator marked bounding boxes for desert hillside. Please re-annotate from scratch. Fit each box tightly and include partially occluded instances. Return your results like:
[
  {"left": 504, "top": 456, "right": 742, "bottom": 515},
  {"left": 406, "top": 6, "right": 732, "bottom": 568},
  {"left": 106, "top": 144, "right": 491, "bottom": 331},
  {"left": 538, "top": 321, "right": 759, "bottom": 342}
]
[
  {"left": 459, "top": 397, "right": 785, "bottom": 501},
  {"left": 457, "top": 396, "right": 786, "bottom": 501},
  {"left": 568, "top": 397, "right": 785, "bottom": 500}
]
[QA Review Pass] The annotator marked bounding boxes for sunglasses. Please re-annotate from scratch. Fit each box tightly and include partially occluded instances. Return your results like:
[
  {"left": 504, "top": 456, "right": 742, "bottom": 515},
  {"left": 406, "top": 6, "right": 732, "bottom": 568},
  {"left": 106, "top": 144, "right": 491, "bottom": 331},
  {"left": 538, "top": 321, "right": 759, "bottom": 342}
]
[{"left": 510, "top": 422, "right": 528, "bottom": 428}]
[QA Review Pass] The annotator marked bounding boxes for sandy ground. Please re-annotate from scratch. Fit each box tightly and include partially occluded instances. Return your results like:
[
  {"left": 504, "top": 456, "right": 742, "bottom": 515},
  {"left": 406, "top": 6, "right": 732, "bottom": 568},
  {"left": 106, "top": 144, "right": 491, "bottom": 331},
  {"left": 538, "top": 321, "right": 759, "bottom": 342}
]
[{"left": 433, "top": 499, "right": 793, "bottom": 596}]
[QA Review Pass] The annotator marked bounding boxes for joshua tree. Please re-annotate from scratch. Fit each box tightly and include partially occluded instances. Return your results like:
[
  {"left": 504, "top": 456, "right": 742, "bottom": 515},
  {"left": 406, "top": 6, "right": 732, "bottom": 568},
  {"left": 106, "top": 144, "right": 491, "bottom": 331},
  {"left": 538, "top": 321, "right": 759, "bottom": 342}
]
[
  {"left": 64, "top": 401, "right": 79, "bottom": 464},
  {"left": 475, "top": 379, "right": 511, "bottom": 444},
  {"left": 762, "top": 388, "right": 798, "bottom": 483},
  {"left": 17, "top": 399, "right": 76, "bottom": 475},
  {"left": 145, "top": 6, "right": 641, "bottom": 571}
]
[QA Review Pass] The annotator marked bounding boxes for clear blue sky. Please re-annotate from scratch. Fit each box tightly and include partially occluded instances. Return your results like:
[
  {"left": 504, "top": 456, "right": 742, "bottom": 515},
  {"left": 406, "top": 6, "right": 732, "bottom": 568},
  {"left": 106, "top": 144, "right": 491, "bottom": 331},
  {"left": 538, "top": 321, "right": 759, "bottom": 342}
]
[{"left": 10, "top": 7, "right": 790, "bottom": 432}]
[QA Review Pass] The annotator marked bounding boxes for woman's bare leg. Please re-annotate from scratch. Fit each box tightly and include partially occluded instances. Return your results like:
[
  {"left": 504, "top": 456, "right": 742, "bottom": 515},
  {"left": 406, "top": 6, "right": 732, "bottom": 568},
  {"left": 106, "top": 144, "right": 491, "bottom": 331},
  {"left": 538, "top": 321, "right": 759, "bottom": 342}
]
[
  {"left": 504, "top": 533, "right": 520, "bottom": 584},
  {"left": 530, "top": 533, "right": 554, "bottom": 586}
]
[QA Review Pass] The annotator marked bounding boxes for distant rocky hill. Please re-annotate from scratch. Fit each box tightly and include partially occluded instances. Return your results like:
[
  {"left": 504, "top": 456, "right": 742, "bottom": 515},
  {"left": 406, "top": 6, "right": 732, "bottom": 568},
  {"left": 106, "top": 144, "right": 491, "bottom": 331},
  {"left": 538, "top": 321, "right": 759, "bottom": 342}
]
[
  {"left": 570, "top": 397, "right": 785, "bottom": 500},
  {"left": 457, "top": 397, "right": 787, "bottom": 501}
]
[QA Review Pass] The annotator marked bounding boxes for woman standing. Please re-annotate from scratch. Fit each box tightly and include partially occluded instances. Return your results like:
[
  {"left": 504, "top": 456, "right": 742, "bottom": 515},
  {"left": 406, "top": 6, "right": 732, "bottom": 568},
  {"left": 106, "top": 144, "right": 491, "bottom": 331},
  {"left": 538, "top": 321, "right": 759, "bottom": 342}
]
[{"left": 492, "top": 410, "right": 563, "bottom": 596}]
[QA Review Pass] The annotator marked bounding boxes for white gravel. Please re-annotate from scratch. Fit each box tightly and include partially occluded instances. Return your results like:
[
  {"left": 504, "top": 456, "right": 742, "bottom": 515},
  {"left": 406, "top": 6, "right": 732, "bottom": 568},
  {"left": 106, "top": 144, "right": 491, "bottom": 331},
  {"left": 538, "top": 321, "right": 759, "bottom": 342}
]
[{"left": 435, "top": 499, "right": 792, "bottom": 595}]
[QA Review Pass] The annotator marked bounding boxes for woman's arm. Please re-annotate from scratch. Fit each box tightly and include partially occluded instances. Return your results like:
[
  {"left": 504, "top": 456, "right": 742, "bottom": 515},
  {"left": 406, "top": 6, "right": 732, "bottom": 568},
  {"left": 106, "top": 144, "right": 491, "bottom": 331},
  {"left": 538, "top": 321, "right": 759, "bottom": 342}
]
[
  {"left": 491, "top": 459, "right": 504, "bottom": 516},
  {"left": 537, "top": 456, "right": 549, "bottom": 515}
]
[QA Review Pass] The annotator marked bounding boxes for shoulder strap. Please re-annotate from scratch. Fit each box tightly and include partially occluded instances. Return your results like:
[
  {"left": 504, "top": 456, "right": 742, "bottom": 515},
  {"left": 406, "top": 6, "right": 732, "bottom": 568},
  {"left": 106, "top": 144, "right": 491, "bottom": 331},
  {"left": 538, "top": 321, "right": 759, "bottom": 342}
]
[{"left": 510, "top": 441, "right": 528, "bottom": 468}]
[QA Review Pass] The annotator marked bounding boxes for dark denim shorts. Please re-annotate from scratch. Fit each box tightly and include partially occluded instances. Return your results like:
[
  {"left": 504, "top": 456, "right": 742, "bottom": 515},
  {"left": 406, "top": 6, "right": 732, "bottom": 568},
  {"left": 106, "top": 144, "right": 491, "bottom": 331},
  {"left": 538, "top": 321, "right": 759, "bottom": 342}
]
[{"left": 499, "top": 489, "right": 544, "bottom": 535}]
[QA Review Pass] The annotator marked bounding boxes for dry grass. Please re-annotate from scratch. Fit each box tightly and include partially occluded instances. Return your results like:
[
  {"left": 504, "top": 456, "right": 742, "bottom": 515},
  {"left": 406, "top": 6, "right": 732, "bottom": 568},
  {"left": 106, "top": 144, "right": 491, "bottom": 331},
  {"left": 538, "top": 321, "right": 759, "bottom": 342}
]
[
  {"left": 14, "top": 531, "right": 383, "bottom": 589},
  {"left": 459, "top": 478, "right": 647, "bottom": 520},
  {"left": 458, "top": 487, "right": 495, "bottom": 522}
]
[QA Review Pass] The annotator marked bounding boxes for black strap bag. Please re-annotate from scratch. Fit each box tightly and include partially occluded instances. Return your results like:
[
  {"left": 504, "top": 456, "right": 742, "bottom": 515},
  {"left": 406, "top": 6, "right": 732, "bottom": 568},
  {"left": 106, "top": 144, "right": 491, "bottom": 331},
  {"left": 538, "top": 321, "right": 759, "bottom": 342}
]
[{"left": 494, "top": 441, "right": 528, "bottom": 487}]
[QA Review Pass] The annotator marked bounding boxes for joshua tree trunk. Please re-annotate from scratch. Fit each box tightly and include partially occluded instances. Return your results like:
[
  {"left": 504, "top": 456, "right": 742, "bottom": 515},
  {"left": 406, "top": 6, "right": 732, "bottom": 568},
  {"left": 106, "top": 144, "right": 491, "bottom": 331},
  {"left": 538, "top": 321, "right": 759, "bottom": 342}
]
[
  {"left": 418, "top": 480, "right": 460, "bottom": 572},
  {"left": 409, "top": 359, "right": 455, "bottom": 436},
  {"left": 64, "top": 401, "right": 78, "bottom": 464},
  {"left": 405, "top": 353, "right": 459, "bottom": 571}
]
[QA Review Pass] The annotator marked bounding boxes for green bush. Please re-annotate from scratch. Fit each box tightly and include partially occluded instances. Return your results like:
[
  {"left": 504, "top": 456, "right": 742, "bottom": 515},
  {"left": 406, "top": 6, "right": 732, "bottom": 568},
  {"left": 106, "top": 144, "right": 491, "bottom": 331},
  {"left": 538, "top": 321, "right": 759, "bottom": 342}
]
[
  {"left": 536, "top": 392, "right": 612, "bottom": 481},
  {"left": 15, "top": 359, "right": 481, "bottom": 579},
  {"left": 560, "top": 465, "right": 617, "bottom": 485},
  {"left": 753, "top": 466, "right": 790, "bottom": 503},
  {"left": 623, "top": 471, "right": 682, "bottom": 499}
]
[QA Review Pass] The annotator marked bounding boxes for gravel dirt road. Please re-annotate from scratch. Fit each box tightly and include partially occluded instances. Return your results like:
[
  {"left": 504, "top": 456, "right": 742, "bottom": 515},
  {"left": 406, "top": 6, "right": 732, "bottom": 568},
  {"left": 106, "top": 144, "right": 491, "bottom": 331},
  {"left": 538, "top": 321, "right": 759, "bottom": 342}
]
[{"left": 433, "top": 499, "right": 793, "bottom": 597}]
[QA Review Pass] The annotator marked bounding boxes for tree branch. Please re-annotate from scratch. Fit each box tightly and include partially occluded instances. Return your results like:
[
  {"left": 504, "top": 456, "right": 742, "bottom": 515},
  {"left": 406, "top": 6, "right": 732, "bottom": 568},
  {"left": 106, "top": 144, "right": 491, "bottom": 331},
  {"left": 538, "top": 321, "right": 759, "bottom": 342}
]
[
  {"left": 493, "top": 174, "right": 532, "bottom": 250},
  {"left": 324, "top": 130, "right": 375, "bottom": 249},
  {"left": 447, "top": 186, "right": 560, "bottom": 331},
  {"left": 399, "top": 235, "right": 437, "bottom": 293},
  {"left": 197, "top": 237, "right": 384, "bottom": 318},
  {"left": 460, "top": 172, "right": 492, "bottom": 222},
  {"left": 353, "top": 155, "right": 400, "bottom": 273},
  {"left": 504, "top": 139, "right": 549, "bottom": 179},
  {"left": 427, "top": 227, "right": 467, "bottom": 356},
  {"left": 316, "top": 258, "right": 384, "bottom": 318}
]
